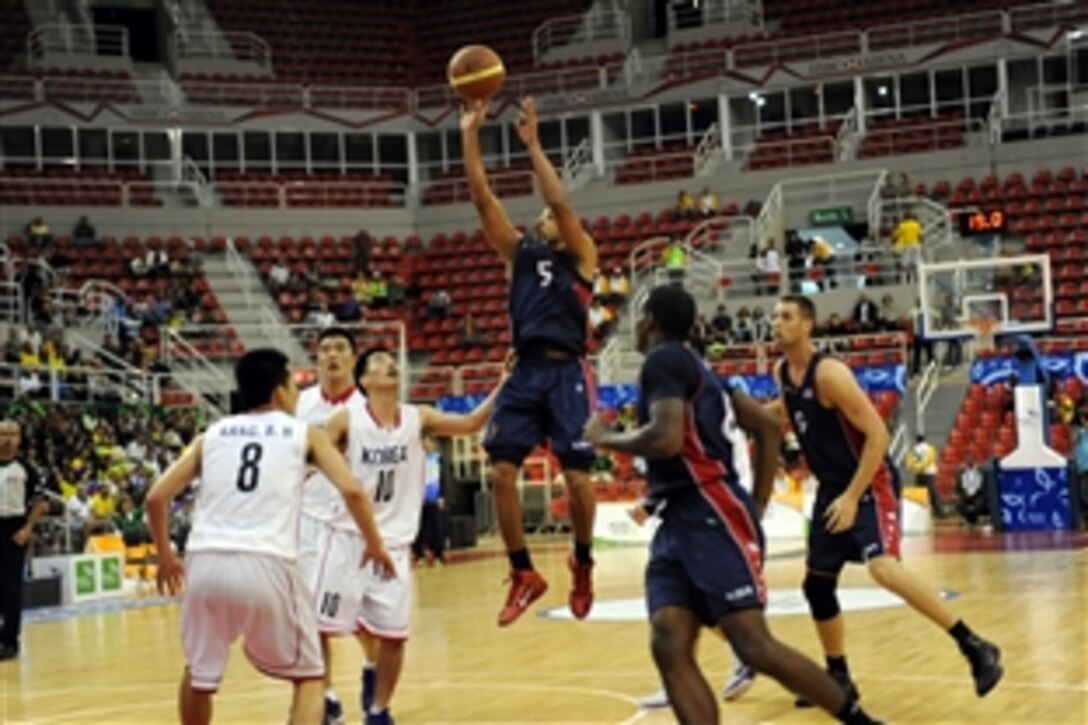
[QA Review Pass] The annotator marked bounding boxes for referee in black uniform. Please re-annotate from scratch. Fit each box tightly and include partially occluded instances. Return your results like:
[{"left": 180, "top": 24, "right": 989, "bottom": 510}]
[{"left": 0, "top": 419, "right": 48, "bottom": 661}]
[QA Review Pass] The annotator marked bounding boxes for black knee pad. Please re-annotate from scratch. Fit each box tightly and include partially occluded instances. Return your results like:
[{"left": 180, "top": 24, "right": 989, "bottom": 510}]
[{"left": 802, "top": 573, "right": 841, "bottom": 621}]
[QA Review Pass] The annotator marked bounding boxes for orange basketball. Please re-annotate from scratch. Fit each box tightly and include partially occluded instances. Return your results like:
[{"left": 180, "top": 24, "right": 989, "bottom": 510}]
[{"left": 447, "top": 44, "right": 506, "bottom": 102}]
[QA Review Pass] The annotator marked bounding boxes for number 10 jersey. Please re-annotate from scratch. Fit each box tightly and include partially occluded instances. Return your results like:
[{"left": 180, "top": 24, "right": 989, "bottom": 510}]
[
  {"left": 187, "top": 410, "right": 309, "bottom": 561},
  {"left": 347, "top": 403, "right": 425, "bottom": 547}
]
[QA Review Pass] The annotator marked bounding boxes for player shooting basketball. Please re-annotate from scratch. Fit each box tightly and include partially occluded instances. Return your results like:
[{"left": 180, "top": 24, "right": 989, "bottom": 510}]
[{"left": 461, "top": 96, "right": 599, "bottom": 626}]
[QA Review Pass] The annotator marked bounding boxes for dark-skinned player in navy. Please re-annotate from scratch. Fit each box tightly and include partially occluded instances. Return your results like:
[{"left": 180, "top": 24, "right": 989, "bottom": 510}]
[
  {"left": 461, "top": 96, "right": 598, "bottom": 627},
  {"left": 584, "top": 286, "right": 883, "bottom": 725},
  {"left": 767, "top": 294, "right": 1003, "bottom": 707}
]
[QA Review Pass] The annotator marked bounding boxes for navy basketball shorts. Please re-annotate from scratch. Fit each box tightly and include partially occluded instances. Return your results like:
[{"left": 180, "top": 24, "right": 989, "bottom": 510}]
[
  {"left": 483, "top": 356, "right": 596, "bottom": 471},
  {"left": 646, "top": 488, "right": 767, "bottom": 626},
  {"left": 807, "top": 468, "right": 902, "bottom": 574}
]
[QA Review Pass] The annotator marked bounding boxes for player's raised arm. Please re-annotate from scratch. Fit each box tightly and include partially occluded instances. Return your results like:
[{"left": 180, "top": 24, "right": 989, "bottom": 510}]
[
  {"left": 307, "top": 426, "right": 396, "bottom": 578},
  {"left": 147, "top": 435, "right": 204, "bottom": 595},
  {"left": 816, "top": 359, "right": 890, "bottom": 511},
  {"left": 728, "top": 387, "right": 782, "bottom": 517},
  {"left": 515, "top": 97, "right": 598, "bottom": 279},
  {"left": 461, "top": 98, "right": 519, "bottom": 261},
  {"left": 419, "top": 352, "right": 514, "bottom": 437}
]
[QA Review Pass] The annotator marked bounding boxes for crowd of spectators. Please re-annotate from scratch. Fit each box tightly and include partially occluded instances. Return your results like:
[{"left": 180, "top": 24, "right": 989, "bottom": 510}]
[{"left": 10, "top": 402, "right": 203, "bottom": 554}]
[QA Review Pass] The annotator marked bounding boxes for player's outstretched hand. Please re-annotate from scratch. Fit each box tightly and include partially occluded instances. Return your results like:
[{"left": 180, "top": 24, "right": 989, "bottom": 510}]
[
  {"left": 156, "top": 553, "right": 185, "bottom": 596},
  {"left": 583, "top": 413, "right": 612, "bottom": 447},
  {"left": 363, "top": 546, "right": 398, "bottom": 580},
  {"left": 515, "top": 97, "right": 539, "bottom": 147},
  {"left": 824, "top": 492, "right": 859, "bottom": 534},
  {"left": 460, "top": 98, "right": 489, "bottom": 133}
]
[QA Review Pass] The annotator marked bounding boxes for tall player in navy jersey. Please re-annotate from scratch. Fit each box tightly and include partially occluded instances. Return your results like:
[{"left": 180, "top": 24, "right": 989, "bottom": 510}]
[
  {"left": 585, "top": 287, "right": 881, "bottom": 725},
  {"left": 462, "top": 96, "right": 598, "bottom": 626},
  {"left": 768, "top": 295, "right": 1003, "bottom": 706}
]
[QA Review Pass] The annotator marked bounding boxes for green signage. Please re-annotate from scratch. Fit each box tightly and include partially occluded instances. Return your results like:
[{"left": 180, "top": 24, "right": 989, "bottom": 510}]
[
  {"left": 810, "top": 207, "right": 854, "bottom": 225},
  {"left": 101, "top": 557, "right": 122, "bottom": 592},
  {"left": 75, "top": 559, "right": 97, "bottom": 595}
]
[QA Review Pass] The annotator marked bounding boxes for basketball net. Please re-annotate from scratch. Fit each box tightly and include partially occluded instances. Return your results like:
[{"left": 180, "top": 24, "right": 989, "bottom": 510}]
[{"left": 965, "top": 318, "right": 998, "bottom": 353}]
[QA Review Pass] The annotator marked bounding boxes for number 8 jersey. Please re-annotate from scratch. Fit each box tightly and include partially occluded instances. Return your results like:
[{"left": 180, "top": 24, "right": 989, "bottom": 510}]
[
  {"left": 187, "top": 411, "right": 309, "bottom": 561},
  {"left": 347, "top": 403, "right": 425, "bottom": 547}
]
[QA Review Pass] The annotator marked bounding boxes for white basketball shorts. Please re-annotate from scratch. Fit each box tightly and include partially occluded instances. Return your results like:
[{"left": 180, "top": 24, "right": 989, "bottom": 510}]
[{"left": 182, "top": 552, "right": 323, "bottom": 692}]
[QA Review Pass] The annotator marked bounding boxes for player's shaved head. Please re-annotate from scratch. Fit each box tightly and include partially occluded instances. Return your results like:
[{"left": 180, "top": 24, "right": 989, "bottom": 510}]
[{"left": 644, "top": 285, "right": 696, "bottom": 341}]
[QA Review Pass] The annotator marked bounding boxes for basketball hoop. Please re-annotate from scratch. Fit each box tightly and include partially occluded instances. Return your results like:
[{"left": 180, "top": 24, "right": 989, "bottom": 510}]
[{"left": 965, "top": 318, "right": 998, "bottom": 354}]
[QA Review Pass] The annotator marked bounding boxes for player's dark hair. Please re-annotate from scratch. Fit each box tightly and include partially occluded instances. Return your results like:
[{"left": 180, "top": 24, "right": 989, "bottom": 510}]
[
  {"left": 645, "top": 285, "right": 696, "bottom": 341},
  {"left": 779, "top": 294, "right": 817, "bottom": 321},
  {"left": 235, "top": 348, "right": 290, "bottom": 410},
  {"left": 317, "top": 326, "right": 356, "bottom": 352},
  {"left": 354, "top": 346, "right": 393, "bottom": 396}
]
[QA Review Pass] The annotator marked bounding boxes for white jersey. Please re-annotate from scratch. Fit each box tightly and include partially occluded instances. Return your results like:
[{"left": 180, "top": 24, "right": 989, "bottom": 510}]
[
  {"left": 187, "top": 411, "right": 309, "bottom": 561},
  {"left": 347, "top": 403, "right": 425, "bottom": 546},
  {"left": 296, "top": 384, "right": 365, "bottom": 523}
]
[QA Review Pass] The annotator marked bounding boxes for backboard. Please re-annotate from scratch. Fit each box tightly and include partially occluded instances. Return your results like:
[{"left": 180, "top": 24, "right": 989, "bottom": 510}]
[{"left": 917, "top": 254, "right": 1052, "bottom": 340}]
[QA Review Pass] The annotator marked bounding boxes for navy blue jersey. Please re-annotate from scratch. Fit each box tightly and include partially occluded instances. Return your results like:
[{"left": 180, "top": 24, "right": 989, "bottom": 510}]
[
  {"left": 637, "top": 343, "right": 755, "bottom": 502},
  {"left": 508, "top": 236, "right": 591, "bottom": 357},
  {"left": 778, "top": 351, "right": 892, "bottom": 492}
]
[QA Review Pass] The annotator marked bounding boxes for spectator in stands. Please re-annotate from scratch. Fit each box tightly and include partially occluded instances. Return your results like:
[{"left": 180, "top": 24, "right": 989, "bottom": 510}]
[
  {"left": 663, "top": 239, "right": 686, "bottom": 286},
  {"left": 593, "top": 270, "right": 611, "bottom": 301},
  {"left": 589, "top": 301, "right": 616, "bottom": 340},
  {"left": 879, "top": 295, "right": 900, "bottom": 331},
  {"left": 955, "top": 456, "right": 990, "bottom": 528},
  {"left": 73, "top": 216, "right": 96, "bottom": 246},
  {"left": 852, "top": 293, "right": 880, "bottom": 332},
  {"left": 690, "top": 314, "right": 710, "bottom": 357},
  {"left": 427, "top": 289, "right": 451, "bottom": 320},
  {"left": 675, "top": 189, "right": 695, "bottom": 220},
  {"left": 608, "top": 267, "right": 630, "bottom": 306},
  {"left": 761, "top": 239, "right": 781, "bottom": 296},
  {"left": 25, "top": 217, "right": 51, "bottom": 247},
  {"left": 459, "top": 313, "right": 482, "bottom": 349},
  {"left": 113, "top": 495, "right": 150, "bottom": 546},
  {"left": 732, "top": 307, "right": 752, "bottom": 343},
  {"left": 809, "top": 235, "right": 837, "bottom": 290},
  {"left": 269, "top": 260, "right": 290, "bottom": 292},
  {"left": 906, "top": 434, "right": 941, "bottom": 516},
  {"left": 698, "top": 187, "right": 719, "bottom": 217},
  {"left": 751, "top": 307, "right": 771, "bottom": 343},
  {"left": 823, "top": 313, "right": 848, "bottom": 337},
  {"left": 145, "top": 244, "right": 170, "bottom": 279},
  {"left": 711, "top": 304, "right": 732, "bottom": 338},
  {"left": 785, "top": 230, "right": 807, "bottom": 293},
  {"left": 893, "top": 213, "right": 923, "bottom": 283},
  {"left": 308, "top": 302, "right": 335, "bottom": 328},
  {"left": 354, "top": 229, "right": 373, "bottom": 277},
  {"left": 367, "top": 272, "right": 389, "bottom": 308},
  {"left": 87, "top": 484, "right": 116, "bottom": 535}
]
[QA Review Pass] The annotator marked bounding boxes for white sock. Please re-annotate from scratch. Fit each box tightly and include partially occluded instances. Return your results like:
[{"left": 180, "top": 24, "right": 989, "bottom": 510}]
[{"left": 326, "top": 689, "right": 339, "bottom": 702}]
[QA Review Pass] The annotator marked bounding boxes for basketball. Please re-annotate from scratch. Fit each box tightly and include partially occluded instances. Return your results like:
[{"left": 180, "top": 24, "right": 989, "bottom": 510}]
[{"left": 447, "top": 44, "right": 505, "bottom": 102}]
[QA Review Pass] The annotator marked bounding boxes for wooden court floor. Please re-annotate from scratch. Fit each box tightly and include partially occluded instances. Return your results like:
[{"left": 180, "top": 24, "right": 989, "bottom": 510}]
[{"left": 2, "top": 531, "right": 1085, "bottom": 724}]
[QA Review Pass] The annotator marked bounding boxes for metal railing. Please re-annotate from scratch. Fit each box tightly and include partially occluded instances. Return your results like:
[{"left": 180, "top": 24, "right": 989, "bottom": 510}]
[
  {"left": 915, "top": 359, "right": 941, "bottom": 436},
  {"left": 27, "top": 23, "right": 129, "bottom": 60},
  {"left": 868, "top": 10, "right": 1004, "bottom": 52},
  {"left": 532, "top": 7, "right": 629, "bottom": 62},
  {"left": 172, "top": 30, "right": 271, "bottom": 68},
  {"left": 669, "top": 0, "right": 764, "bottom": 32},
  {"left": 215, "top": 179, "right": 407, "bottom": 209},
  {"left": 562, "top": 137, "right": 594, "bottom": 191},
  {"left": 1009, "top": 2, "right": 1088, "bottom": 33},
  {"left": 734, "top": 30, "right": 861, "bottom": 68},
  {"left": 0, "top": 360, "right": 170, "bottom": 404},
  {"left": 685, "top": 213, "right": 755, "bottom": 256},
  {"left": 753, "top": 182, "right": 782, "bottom": 248},
  {"left": 0, "top": 177, "right": 197, "bottom": 208},
  {"left": 225, "top": 238, "right": 256, "bottom": 309},
  {"left": 160, "top": 327, "right": 230, "bottom": 416}
]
